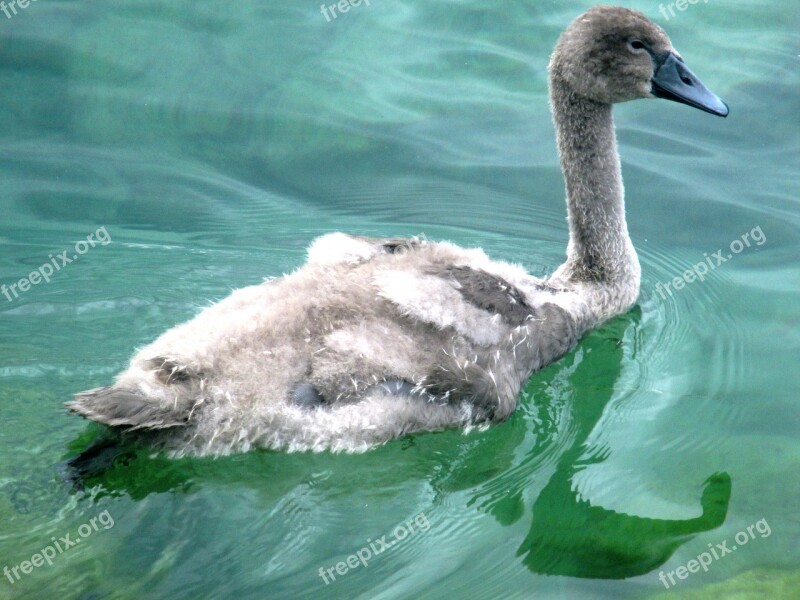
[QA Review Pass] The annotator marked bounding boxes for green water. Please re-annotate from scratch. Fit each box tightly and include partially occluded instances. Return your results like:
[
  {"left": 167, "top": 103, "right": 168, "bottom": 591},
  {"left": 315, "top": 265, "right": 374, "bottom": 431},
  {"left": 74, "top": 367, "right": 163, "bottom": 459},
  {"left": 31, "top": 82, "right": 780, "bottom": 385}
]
[{"left": 1, "top": 1, "right": 798, "bottom": 598}]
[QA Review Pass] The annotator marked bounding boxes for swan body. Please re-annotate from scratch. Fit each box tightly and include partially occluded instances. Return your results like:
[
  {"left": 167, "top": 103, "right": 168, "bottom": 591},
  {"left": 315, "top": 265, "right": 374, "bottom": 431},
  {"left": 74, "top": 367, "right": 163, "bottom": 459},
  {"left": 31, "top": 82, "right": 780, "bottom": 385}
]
[{"left": 68, "top": 6, "right": 727, "bottom": 457}]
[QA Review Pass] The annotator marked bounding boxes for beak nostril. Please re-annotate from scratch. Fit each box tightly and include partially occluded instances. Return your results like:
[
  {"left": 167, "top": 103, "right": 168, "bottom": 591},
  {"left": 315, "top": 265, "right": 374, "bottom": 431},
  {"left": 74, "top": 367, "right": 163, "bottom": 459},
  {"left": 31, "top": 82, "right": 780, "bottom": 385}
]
[{"left": 681, "top": 75, "right": 693, "bottom": 86}]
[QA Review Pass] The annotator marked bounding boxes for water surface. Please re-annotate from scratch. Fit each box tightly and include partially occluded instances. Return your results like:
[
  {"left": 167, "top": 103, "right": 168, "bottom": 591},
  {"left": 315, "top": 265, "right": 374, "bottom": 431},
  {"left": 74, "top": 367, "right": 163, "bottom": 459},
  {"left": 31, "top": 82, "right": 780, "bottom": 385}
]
[{"left": 1, "top": 1, "right": 798, "bottom": 599}]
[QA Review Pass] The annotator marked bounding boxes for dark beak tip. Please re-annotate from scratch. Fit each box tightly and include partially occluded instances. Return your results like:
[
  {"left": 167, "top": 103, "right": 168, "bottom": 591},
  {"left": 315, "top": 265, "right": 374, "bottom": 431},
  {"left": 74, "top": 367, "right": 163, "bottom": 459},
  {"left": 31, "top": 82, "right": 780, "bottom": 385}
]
[{"left": 706, "top": 97, "right": 730, "bottom": 118}]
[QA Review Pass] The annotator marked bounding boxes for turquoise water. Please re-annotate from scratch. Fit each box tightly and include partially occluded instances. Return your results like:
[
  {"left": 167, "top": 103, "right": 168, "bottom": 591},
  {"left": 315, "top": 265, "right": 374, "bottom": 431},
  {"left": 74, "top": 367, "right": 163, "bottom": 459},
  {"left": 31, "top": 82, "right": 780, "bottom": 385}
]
[{"left": 1, "top": 0, "right": 799, "bottom": 598}]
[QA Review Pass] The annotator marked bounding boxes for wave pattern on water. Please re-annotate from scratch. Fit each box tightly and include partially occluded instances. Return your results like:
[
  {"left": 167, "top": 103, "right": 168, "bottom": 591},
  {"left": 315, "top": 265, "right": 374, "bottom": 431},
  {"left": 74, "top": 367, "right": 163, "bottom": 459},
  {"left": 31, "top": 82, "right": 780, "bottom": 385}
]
[{"left": 0, "top": 1, "right": 798, "bottom": 599}]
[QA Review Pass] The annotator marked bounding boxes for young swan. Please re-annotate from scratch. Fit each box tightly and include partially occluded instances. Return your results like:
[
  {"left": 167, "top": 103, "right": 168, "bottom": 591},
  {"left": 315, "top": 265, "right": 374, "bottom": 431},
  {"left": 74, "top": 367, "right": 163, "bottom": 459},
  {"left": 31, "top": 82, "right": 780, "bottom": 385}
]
[{"left": 68, "top": 6, "right": 727, "bottom": 457}]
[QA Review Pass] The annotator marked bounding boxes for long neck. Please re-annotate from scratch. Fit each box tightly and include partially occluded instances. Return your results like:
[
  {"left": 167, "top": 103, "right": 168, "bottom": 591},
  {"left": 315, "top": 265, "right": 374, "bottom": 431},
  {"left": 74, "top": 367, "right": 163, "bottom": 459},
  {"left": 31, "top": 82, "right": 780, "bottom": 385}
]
[{"left": 550, "top": 75, "right": 639, "bottom": 287}]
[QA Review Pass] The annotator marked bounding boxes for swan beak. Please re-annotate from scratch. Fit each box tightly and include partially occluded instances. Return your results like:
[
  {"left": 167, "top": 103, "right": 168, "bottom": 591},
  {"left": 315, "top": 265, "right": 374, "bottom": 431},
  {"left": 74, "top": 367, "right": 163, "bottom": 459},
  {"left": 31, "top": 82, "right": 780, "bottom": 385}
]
[{"left": 651, "top": 52, "right": 729, "bottom": 117}]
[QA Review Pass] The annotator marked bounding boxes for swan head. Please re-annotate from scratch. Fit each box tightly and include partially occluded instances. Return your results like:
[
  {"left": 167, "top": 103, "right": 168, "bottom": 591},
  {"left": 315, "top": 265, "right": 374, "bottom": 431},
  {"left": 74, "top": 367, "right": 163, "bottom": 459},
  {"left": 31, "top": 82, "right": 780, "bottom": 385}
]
[{"left": 550, "top": 5, "right": 728, "bottom": 117}]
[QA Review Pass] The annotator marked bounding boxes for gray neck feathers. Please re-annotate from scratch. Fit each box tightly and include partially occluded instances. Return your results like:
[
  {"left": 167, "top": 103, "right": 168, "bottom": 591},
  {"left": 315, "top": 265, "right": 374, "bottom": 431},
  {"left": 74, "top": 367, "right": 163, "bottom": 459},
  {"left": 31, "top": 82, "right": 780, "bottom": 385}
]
[{"left": 549, "top": 74, "right": 639, "bottom": 285}]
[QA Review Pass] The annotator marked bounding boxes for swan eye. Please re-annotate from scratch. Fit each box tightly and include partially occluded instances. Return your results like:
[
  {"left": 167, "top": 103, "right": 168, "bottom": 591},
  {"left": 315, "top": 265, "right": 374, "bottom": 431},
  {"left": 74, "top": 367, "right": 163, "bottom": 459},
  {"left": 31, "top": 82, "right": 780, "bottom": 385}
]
[{"left": 628, "top": 39, "right": 646, "bottom": 53}]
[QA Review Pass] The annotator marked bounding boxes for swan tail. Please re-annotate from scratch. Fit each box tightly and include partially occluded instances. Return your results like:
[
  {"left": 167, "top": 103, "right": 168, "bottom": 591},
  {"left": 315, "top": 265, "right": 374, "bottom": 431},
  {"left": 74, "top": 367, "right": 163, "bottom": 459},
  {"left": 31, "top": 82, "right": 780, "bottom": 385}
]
[
  {"left": 67, "top": 386, "right": 189, "bottom": 430},
  {"left": 68, "top": 356, "right": 205, "bottom": 430}
]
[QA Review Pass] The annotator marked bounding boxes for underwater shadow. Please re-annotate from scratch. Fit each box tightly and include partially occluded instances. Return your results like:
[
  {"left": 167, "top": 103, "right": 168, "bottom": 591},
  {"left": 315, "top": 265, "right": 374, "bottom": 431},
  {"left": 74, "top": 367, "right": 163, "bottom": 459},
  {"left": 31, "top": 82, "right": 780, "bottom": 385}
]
[
  {"left": 434, "top": 308, "right": 732, "bottom": 579},
  {"left": 57, "top": 425, "right": 195, "bottom": 499}
]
